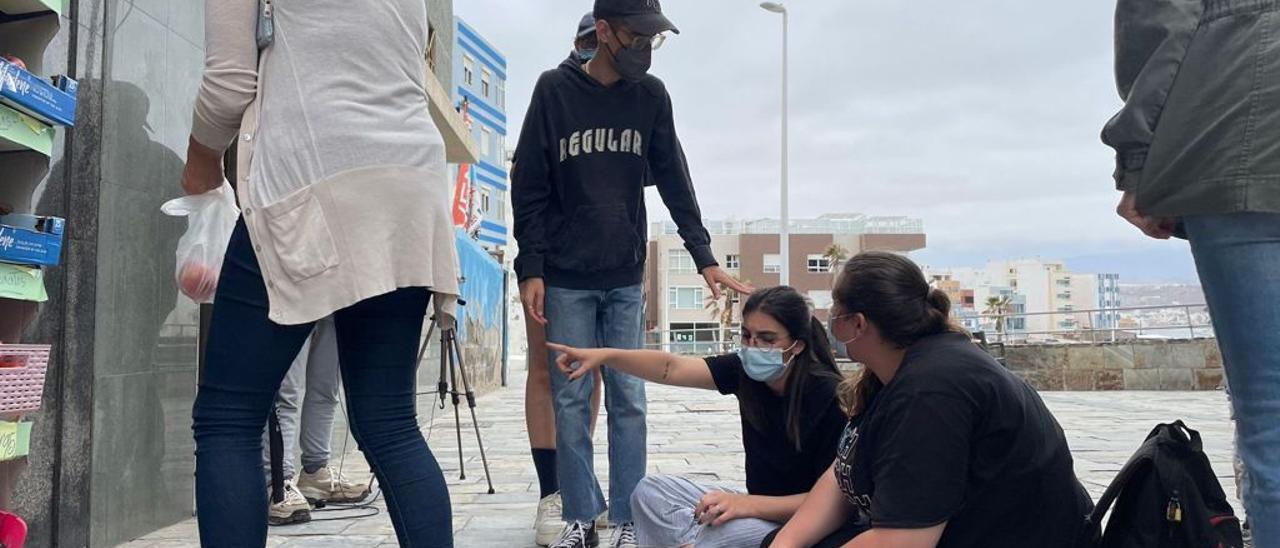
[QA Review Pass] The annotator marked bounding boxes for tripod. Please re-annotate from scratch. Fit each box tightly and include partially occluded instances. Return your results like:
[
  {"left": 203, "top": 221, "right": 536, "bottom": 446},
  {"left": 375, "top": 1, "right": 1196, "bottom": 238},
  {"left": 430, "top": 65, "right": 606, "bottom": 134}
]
[{"left": 418, "top": 315, "right": 496, "bottom": 495}]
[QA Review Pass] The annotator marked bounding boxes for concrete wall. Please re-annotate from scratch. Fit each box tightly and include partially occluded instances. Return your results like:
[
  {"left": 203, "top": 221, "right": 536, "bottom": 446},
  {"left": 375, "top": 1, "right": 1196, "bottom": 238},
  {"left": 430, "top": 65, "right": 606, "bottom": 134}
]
[
  {"left": 1002, "top": 339, "right": 1225, "bottom": 391},
  {"left": 836, "top": 339, "right": 1225, "bottom": 393}
]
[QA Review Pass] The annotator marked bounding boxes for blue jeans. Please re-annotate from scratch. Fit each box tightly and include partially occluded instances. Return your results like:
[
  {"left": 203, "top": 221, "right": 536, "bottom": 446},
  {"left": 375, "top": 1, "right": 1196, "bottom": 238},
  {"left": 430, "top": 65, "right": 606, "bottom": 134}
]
[
  {"left": 545, "top": 285, "right": 647, "bottom": 523},
  {"left": 193, "top": 220, "right": 452, "bottom": 547},
  {"left": 1186, "top": 213, "right": 1280, "bottom": 544}
]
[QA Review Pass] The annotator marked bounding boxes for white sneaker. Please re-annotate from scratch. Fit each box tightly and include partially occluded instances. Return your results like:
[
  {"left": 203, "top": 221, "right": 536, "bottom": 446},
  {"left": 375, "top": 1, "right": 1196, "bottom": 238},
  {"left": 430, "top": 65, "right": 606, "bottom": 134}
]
[
  {"left": 297, "top": 465, "right": 370, "bottom": 504},
  {"left": 610, "top": 522, "right": 637, "bottom": 548},
  {"left": 267, "top": 480, "right": 312, "bottom": 526},
  {"left": 535, "top": 493, "right": 565, "bottom": 546}
]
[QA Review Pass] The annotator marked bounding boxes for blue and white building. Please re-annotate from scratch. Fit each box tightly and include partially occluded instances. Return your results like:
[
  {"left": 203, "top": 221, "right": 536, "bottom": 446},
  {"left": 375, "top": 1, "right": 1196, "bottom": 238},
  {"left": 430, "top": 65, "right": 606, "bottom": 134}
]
[
  {"left": 452, "top": 17, "right": 509, "bottom": 251},
  {"left": 1094, "top": 273, "right": 1122, "bottom": 330}
]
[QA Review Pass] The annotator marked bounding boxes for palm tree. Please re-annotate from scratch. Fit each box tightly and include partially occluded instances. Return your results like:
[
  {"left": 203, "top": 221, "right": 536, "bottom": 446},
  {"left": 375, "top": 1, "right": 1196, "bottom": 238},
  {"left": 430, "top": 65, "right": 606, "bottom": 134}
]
[
  {"left": 983, "top": 295, "right": 1014, "bottom": 334},
  {"left": 822, "top": 244, "right": 850, "bottom": 273},
  {"left": 705, "top": 276, "right": 749, "bottom": 353}
]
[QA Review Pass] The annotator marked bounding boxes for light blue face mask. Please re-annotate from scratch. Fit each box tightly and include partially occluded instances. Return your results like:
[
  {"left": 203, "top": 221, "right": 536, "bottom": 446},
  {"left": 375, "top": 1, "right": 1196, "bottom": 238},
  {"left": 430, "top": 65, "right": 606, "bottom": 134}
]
[
  {"left": 577, "top": 48, "right": 597, "bottom": 61},
  {"left": 827, "top": 316, "right": 859, "bottom": 361},
  {"left": 738, "top": 341, "right": 799, "bottom": 383}
]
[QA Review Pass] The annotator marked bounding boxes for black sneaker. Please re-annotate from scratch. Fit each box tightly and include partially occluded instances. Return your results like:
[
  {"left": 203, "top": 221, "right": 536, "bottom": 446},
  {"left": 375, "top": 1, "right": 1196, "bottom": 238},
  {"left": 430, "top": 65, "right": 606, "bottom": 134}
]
[
  {"left": 610, "top": 522, "right": 637, "bottom": 548},
  {"left": 550, "top": 521, "right": 598, "bottom": 548}
]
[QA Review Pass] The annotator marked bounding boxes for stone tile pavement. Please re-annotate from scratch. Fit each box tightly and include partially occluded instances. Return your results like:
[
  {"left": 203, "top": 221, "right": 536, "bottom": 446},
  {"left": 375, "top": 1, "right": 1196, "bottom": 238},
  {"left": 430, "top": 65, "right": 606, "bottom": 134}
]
[{"left": 121, "top": 358, "right": 1241, "bottom": 547}]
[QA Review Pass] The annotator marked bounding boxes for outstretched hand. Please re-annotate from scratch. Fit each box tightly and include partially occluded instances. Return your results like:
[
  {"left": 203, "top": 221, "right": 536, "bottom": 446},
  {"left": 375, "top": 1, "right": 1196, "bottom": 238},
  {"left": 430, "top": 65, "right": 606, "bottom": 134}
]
[
  {"left": 547, "top": 342, "right": 608, "bottom": 381},
  {"left": 702, "top": 266, "right": 754, "bottom": 300}
]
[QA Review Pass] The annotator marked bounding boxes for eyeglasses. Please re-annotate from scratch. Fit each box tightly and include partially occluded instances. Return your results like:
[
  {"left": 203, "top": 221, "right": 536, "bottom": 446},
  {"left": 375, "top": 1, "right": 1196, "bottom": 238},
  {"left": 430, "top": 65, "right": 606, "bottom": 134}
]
[
  {"left": 828, "top": 312, "right": 856, "bottom": 326},
  {"left": 617, "top": 28, "right": 667, "bottom": 51}
]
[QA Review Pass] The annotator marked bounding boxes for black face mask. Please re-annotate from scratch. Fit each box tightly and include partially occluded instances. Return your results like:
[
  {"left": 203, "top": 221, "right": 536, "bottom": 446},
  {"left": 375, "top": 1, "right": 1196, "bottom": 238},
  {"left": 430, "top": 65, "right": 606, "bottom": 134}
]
[{"left": 606, "top": 39, "right": 652, "bottom": 82}]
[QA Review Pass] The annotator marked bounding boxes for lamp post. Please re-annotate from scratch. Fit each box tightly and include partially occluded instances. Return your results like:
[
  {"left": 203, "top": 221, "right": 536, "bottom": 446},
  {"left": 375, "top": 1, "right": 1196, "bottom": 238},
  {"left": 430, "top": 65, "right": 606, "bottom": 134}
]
[{"left": 760, "top": 2, "right": 789, "bottom": 285}]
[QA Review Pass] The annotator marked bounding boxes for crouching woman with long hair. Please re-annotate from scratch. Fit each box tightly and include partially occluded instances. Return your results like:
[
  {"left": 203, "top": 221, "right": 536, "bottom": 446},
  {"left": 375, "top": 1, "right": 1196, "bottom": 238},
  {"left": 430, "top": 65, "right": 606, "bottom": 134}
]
[
  {"left": 550, "top": 286, "right": 848, "bottom": 548},
  {"left": 765, "top": 252, "right": 1093, "bottom": 548}
]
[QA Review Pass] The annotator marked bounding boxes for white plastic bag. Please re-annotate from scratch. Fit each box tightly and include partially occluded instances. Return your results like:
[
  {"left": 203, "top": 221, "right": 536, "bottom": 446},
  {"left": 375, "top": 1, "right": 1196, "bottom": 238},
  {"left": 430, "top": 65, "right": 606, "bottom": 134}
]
[{"left": 161, "top": 181, "right": 240, "bottom": 303}]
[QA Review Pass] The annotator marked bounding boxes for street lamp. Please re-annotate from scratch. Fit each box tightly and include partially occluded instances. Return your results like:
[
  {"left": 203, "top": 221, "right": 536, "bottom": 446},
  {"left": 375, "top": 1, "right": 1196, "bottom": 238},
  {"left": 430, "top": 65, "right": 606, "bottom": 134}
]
[{"left": 760, "top": 2, "right": 789, "bottom": 285}]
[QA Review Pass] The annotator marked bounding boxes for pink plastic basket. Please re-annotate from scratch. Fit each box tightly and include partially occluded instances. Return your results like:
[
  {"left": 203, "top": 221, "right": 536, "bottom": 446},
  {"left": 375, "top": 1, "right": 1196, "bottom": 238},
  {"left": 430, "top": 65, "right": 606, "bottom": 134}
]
[{"left": 0, "top": 345, "right": 50, "bottom": 415}]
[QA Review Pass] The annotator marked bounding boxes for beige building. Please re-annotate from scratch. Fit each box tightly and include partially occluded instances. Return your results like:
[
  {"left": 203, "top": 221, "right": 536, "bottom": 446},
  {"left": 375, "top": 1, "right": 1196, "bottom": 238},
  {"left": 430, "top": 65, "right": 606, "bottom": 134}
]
[
  {"left": 937, "top": 260, "right": 1120, "bottom": 340},
  {"left": 644, "top": 214, "right": 926, "bottom": 352}
]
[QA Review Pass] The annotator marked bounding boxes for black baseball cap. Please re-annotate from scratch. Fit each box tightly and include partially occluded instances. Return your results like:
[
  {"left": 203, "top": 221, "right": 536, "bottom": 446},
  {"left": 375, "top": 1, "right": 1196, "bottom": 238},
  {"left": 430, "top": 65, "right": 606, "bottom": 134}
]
[
  {"left": 593, "top": 0, "right": 680, "bottom": 35},
  {"left": 577, "top": 12, "right": 596, "bottom": 38}
]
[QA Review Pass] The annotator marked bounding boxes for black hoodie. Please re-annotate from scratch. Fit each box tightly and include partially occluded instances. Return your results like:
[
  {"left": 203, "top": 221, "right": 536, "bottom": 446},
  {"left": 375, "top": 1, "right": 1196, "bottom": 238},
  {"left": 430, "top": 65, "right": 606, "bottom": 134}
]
[{"left": 512, "top": 56, "right": 717, "bottom": 290}]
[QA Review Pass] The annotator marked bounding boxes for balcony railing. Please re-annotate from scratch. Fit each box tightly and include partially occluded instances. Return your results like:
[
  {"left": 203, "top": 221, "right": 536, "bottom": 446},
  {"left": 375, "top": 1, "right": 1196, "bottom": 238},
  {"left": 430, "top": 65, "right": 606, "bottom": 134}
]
[
  {"left": 977, "top": 303, "right": 1213, "bottom": 344},
  {"left": 642, "top": 304, "right": 1214, "bottom": 355}
]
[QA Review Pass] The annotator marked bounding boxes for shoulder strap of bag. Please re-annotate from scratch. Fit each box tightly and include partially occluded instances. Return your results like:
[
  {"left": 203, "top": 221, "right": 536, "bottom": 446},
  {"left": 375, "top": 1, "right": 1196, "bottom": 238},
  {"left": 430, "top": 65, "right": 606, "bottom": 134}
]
[{"left": 1085, "top": 422, "right": 1178, "bottom": 536}]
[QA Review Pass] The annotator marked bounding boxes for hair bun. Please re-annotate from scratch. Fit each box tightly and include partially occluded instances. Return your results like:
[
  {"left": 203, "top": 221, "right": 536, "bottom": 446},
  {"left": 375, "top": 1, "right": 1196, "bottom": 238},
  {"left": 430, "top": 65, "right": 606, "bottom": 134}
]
[{"left": 926, "top": 287, "right": 952, "bottom": 317}]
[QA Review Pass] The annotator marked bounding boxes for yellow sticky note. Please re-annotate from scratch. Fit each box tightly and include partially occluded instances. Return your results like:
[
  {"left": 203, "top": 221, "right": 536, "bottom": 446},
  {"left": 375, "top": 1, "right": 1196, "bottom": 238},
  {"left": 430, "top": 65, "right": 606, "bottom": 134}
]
[{"left": 0, "top": 421, "right": 19, "bottom": 461}]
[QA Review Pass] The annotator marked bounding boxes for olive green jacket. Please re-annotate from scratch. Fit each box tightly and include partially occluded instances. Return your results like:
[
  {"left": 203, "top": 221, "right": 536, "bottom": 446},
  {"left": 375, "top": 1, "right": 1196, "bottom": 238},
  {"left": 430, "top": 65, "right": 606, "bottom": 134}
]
[{"left": 1103, "top": 0, "right": 1280, "bottom": 217}]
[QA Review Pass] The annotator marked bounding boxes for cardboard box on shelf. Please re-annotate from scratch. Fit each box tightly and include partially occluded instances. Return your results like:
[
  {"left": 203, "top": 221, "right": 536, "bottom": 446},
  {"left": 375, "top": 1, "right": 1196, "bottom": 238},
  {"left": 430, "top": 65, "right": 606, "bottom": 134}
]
[
  {"left": 0, "top": 214, "right": 64, "bottom": 267},
  {"left": 0, "top": 57, "right": 76, "bottom": 127}
]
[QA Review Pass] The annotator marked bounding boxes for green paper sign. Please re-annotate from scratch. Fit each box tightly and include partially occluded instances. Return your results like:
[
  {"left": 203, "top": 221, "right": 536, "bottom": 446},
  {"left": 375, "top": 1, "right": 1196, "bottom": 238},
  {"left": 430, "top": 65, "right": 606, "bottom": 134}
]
[{"left": 0, "top": 263, "right": 48, "bottom": 302}]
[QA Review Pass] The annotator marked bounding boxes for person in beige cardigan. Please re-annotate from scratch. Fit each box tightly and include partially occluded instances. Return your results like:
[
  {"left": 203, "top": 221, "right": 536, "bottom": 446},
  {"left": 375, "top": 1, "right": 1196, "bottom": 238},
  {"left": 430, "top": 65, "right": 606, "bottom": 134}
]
[{"left": 182, "top": 0, "right": 460, "bottom": 546}]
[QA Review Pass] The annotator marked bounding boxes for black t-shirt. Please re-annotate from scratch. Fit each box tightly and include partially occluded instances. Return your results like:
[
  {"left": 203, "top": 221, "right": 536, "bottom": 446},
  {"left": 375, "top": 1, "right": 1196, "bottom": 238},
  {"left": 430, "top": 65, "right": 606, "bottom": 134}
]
[
  {"left": 705, "top": 354, "right": 847, "bottom": 497},
  {"left": 833, "top": 333, "right": 1093, "bottom": 547}
]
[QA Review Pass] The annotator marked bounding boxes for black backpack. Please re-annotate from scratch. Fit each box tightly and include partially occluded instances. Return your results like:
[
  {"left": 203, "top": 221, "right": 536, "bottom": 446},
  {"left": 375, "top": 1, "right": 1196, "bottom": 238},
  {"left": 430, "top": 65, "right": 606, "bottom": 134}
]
[{"left": 1084, "top": 421, "right": 1243, "bottom": 548}]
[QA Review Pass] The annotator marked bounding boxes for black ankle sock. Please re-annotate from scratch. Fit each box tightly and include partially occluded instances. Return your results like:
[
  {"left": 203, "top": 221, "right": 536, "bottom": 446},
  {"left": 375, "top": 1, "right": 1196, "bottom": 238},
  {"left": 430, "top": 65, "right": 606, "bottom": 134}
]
[
  {"left": 532, "top": 448, "right": 559, "bottom": 499},
  {"left": 303, "top": 463, "right": 324, "bottom": 475}
]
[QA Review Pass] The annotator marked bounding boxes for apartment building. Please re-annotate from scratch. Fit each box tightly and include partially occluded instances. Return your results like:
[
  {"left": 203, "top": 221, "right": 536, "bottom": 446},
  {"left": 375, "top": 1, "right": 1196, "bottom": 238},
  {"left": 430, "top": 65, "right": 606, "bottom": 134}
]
[
  {"left": 644, "top": 214, "right": 927, "bottom": 351},
  {"left": 935, "top": 260, "right": 1120, "bottom": 340}
]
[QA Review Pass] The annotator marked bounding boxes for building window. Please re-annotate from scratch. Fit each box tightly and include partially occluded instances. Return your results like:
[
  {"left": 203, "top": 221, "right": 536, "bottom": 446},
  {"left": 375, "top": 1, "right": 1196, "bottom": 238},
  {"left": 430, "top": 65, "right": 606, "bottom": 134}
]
[
  {"left": 497, "top": 79, "right": 506, "bottom": 109},
  {"left": 725, "top": 254, "right": 740, "bottom": 270},
  {"left": 481, "top": 126, "right": 492, "bottom": 157},
  {"left": 668, "top": 250, "right": 697, "bottom": 274},
  {"left": 492, "top": 196, "right": 506, "bottom": 222},
  {"left": 669, "top": 287, "right": 705, "bottom": 310},
  {"left": 807, "top": 254, "right": 831, "bottom": 273},
  {"left": 481, "top": 69, "right": 492, "bottom": 98},
  {"left": 480, "top": 188, "right": 491, "bottom": 214},
  {"left": 763, "top": 254, "right": 782, "bottom": 274},
  {"left": 463, "top": 55, "right": 475, "bottom": 86},
  {"left": 669, "top": 322, "right": 720, "bottom": 354},
  {"left": 808, "top": 290, "right": 833, "bottom": 309}
]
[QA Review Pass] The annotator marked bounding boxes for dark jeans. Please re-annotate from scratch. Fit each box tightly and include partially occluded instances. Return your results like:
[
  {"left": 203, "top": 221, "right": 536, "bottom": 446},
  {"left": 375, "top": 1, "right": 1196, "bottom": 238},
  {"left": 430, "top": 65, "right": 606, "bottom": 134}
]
[
  {"left": 193, "top": 220, "right": 451, "bottom": 547},
  {"left": 760, "top": 521, "right": 869, "bottom": 548}
]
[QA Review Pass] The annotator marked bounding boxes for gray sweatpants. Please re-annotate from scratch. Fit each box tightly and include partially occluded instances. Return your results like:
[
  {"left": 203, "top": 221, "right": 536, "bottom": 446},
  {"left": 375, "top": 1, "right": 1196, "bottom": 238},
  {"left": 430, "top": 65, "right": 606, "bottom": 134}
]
[
  {"left": 263, "top": 316, "right": 341, "bottom": 481},
  {"left": 631, "top": 475, "right": 781, "bottom": 548}
]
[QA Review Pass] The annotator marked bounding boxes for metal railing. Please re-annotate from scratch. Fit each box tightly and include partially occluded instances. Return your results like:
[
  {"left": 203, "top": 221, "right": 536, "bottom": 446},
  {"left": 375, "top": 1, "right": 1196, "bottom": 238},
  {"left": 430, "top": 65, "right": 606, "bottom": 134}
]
[
  {"left": 642, "top": 304, "right": 1215, "bottom": 354},
  {"left": 972, "top": 303, "right": 1213, "bottom": 345},
  {"left": 644, "top": 326, "right": 740, "bottom": 355}
]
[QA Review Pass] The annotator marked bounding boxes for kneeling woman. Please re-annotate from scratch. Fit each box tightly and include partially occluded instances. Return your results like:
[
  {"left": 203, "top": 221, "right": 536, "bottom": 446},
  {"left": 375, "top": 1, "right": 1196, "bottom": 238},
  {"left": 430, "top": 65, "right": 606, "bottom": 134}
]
[
  {"left": 550, "top": 287, "right": 848, "bottom": 548},
  {"left": 765, "top": 252, "right": 1093, "bottom": 548}
]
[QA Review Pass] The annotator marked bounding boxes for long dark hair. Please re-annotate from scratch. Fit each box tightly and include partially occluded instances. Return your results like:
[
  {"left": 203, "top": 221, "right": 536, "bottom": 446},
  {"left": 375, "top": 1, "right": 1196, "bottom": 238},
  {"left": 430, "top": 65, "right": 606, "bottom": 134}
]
[
  {"left": 738, "top": 286, "right": 844, "bottom": 452},
  {"left": 832, "top": 252, "right": 964, "bottom": 417}
]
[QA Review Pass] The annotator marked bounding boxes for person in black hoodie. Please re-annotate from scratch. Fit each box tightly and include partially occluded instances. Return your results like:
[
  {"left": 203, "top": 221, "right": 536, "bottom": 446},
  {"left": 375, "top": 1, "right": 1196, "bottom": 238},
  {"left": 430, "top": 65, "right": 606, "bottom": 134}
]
[{"left": 512, "top": 1, "right": 751, "bottom": 547}]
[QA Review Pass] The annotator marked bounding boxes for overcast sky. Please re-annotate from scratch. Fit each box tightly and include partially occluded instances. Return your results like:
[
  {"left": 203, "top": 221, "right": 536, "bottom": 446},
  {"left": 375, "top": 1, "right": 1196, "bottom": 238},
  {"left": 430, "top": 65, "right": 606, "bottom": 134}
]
[{"left": 456, "top": 0, "right": 1199, "bottom": 277}]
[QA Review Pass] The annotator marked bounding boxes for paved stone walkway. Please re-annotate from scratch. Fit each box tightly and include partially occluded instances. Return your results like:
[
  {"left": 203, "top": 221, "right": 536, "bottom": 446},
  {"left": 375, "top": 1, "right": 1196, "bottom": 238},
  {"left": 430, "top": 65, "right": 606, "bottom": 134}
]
[{"left": 122, "top": 359, "right": 1241, "bottom": 547}]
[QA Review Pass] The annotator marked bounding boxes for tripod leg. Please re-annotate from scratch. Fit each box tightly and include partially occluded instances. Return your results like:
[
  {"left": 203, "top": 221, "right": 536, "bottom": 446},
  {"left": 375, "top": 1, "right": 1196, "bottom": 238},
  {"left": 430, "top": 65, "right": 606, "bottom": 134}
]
[
  {"left": 447, "top": 330, "right": 467, "bottom": 481},
  {"left": 269, "top": 405, "right": 285, "bottom": 504},
  {"left": 418, "top": 319, "right": 436, "bottom": 369},
  {"left": 450, "top": 333, "right": 497, "bottom": 495},
  {"left": 436, "top": 323, "right": 448, "bottom": 410}
]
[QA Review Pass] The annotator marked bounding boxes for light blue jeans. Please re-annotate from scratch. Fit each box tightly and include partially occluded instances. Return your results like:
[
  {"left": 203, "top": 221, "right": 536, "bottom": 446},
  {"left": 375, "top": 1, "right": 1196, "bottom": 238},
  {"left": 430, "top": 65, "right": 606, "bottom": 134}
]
[
  {"left": 1186, "top": 213, "right": 1280, "bottom": 543},
  {"left": 545, "top": 284, "right": 647, "bottom": 523}
]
